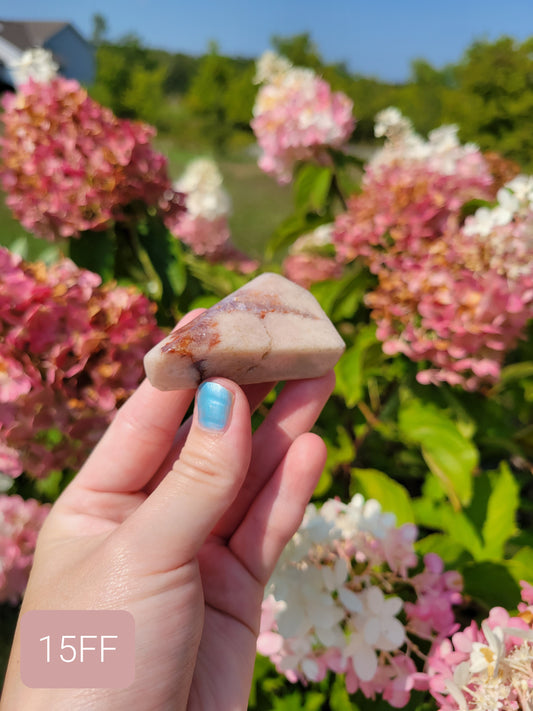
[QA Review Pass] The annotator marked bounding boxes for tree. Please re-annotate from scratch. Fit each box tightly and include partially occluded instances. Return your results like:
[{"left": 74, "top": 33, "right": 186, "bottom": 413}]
[
  {"left": 445, "top": 36, "right": 533, "bottom": 169},
  {"left": 271, "top": 33, "right": 323, "bottom": 70},
  {"left": 164, "top": 53, "right": 202, "bottom": 95},
  {"left": 91, "top": 13, "right": 107, "bottom": 47},
  {"left": 186, "top": 44, "right": 256, "bottom": 152},
  {"left": 90, "top": 34, "right": 167, "bottom": 123}
]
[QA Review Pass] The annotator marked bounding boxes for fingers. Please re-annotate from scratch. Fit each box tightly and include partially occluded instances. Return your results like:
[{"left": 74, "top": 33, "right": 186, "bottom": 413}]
[
  {"left": 230, "top": 432, "right": 327, "bottom": 584},
  {"left": 142, "top": 381, "right": 276, "bottom": 495},
  {"left": 213, "top": 371, "right": 335, "bottom": 539},
  {"left": 73, "top": 311, "right": 204, "bottom": 494},
  {"left": 115, "top": 378, "right": 252, "bottom": 572}
]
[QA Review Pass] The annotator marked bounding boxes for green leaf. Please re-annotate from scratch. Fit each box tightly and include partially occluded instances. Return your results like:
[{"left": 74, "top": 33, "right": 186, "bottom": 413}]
[
  {"left": 497, "top": 361, "right": 533, "bottom": 387},
  {"left": 137, "top": 216, "right": 186, "bottom": 308},
  {"left": 438, "top": 507, "right": 484, "bottom": 559},
  {"left": 69, "top": 230, "right": 115, "bottom": 280},
  {"left": 415, "top": 532, "right": 470, "bottom": 565},
  {"left": 350, "top": 468, "right": 415, "bottom": 524},
  {"left": 265, "top": 213, "right": 328, "bottom": 259},
  {"left": 293, "top": 163, "right": 332, "bottom": 214},
  {"left": 329, "top": 674, "right": 353, "bottom": 711},
  {"left": 315, "top": 425, "right": 355, "bottom": 497},
  {"left": 335, "top": 325, "right": 380, "bottom": 407},
  {"left": 481, "top": 463, "right": 519, "bottom": 559},
  {"left": 272, "top": 691, "right": 325, "bottom": 711},
  {"left": 398, "top": 399, "right": 478, "bottom": 507},
  {"left": 310, "top": 262, "right": 374, "bottom": 321},
  {"left": 188, "top": 294, "right": 219, "bottom": 310},
  {"left": 462, "top": 560, "right": 522, "bottom": 610},
  {"left": 412, "top": 495, "right": 444, "bottom": 529},
  {"left": 508, "top": 547, "right": 533, "bottom": 587},
  {"left": 460, "top": 197, "right": 494, "bottom": 220},
  {"left": 33, "top": 470, "right": 64, "bottom": 502},
  {"left": 184, "top": 253, "right": 248, "bottom": 296}
]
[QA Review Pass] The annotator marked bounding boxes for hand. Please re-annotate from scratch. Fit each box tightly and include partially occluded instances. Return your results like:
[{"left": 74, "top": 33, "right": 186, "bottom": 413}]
[{"left": 1, "top": 312, "right": 335, "bottom": 711}]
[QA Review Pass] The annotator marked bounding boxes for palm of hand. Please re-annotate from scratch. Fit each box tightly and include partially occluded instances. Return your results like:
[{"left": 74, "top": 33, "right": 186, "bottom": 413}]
[{"left": 3, "top": 367, "right": 334, "bottom": 711}]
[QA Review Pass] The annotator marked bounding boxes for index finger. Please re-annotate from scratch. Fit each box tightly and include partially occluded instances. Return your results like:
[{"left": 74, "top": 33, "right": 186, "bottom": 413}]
[{"left": 73, "top": 311, "right": 204, "bottom": 494}]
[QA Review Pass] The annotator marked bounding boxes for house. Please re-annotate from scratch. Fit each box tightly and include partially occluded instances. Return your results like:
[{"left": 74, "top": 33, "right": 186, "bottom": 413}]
[{"left": 0, "top": 20, "right": 95, "bottom": 90}]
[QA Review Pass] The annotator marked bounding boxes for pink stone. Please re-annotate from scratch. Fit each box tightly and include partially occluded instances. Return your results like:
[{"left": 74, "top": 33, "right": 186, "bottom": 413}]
[{"left": 144, "top": 273, "right": 345, "bottom": 390}]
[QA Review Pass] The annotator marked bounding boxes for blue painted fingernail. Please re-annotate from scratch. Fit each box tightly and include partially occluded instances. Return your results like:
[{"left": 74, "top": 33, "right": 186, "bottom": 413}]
[{"left": 197, "top": 382, "right": 233, "bottom": 431}]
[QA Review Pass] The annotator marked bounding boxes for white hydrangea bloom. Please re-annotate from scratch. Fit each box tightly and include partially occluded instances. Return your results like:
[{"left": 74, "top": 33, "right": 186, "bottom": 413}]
[
  {"left": 371, "top": 108, "right": 482, "bottom": 176},
  {"left": 469, "top": 623, "right": 505, "bottom": 676},
  {"left": 10, "top": 48, "right": 59, "bottom": 87},
  {"left": 444, "top": 663, "right": 470, "bottom": 710},
  {"left": 289, "top": 223, "right": 334, "bottom": 255},
  {"left": 341, "top": 587, "right": 405, "bottom": 680},
  {"left": 254, "top": 50, "right": 292, "bottom": 84},
  {"left": 362, "top": 587, "right": 405, "bottom": 647},
  {"left": 254, "top": 67, "right": 312, "bottom": 113},
  {"left": 336, "top": 493, "right": 397, "bottom": 540},
  {"left": 505, "top": 174, "right": 533, "bottom": 204},
  {"left": 462, "top": 173, "right": 533, "bottom": 282},
  {"left": 374, "top": 107, "right": 413, "bottom": 140},
  {"left": 425, "top": 125, "right": 479, "bottom": 175},
  {"left": 174, "top": 158, "right": 231, "bottom": 220},
  {"left": 463, "top": 205, "right": 513, "bottom": 238},
  {"left": 271, "top": 564, "right": 345, "bottom": 645},
  {"left": 343, "top": 628, "right": 378, "bottom": 680}
]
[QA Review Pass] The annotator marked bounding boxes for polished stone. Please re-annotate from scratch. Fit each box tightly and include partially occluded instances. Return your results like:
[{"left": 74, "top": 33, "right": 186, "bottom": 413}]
[{"left": 144, "top": 272, "right": 345, "bottom": 390}]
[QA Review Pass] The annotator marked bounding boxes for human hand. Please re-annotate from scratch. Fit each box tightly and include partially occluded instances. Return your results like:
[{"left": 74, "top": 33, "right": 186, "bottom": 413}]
[{"left": 1, "top": 311, "right": 335, "bottom": 711}]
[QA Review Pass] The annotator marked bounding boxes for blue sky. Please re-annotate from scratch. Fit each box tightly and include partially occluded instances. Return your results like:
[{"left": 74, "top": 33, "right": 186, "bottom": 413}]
[{"left": 2, "top": 0, "right": 533, "bottom": 82}]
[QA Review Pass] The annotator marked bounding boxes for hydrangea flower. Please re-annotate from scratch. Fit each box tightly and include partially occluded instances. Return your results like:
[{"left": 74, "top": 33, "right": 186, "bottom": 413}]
[
  {"left": 0, "top": 76, "right": 181, "bottom": 240},
  {"left": 168, "top": 158, "right": 232, "bottom": 256},
  {"left": 427, "top": 582, "right": 533, "bottom": 710},
  {"left": 283, "top": 224, "right": 342, "bottom": 288},
  {"left": 258, "top": 493, "right": 462, "bottom": 704},
  {"left": 0, "top": 248, "right": 162, "bottom": 479},
  {"left": 334, "top": 109, "right": 493, "bottom": 266},
  {"left": 334, "top": 109, "right": 533, "bottom": 390},
  {"left": 251, "top": 51, "right": 355, "bottom": 183},
  {"left": 166, "top": 158, "right": 258, "bottom": 273},
  {"left": 9, "top": 47, "right": 59, "bottom": 87},
  {"left": 0, "top": 494, "right": 50, "bottom": 604}
]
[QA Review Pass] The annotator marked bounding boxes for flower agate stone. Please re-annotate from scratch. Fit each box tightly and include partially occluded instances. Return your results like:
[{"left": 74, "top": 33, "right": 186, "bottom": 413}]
[{"left": 144, "top": 273, "right": 345, "bottom": 389}]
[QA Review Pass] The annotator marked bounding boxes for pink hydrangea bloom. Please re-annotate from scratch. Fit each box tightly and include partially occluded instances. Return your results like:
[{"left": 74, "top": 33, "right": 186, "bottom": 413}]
[
  {"left": 251, "top": 52, "right": 355, "bottom": 183},
  {"left": 0, "top": 77, "right": 182, "bottom": 240},
  {"left": 333, "top": 141, "right": 493, "bottom": 267},
  {"left": 258, "top": 493, "right": 462, "bottom": 704},
  {"left": 170, "top": 213, "right": 231, "bottom": 257},
  {"left": 283, "top": 253, "right": 343, "bottom": 289},
  {"left": 283, "top": 223, "right": 343, "bottom": 289},
  {"left": 363, "top": 221, "right": 533, "bottom": 390},
  {"left": 0, "top": 494, "right": 50, "bottom": 604},
  {"left": 426, "top": 582, "right": 533, "bottom": 710},
  {"left": 0, "top": 248, "right": 163, "bottom": 479},
  {"left": 334, "top": 112, "right": 533, "bottom": 390}
]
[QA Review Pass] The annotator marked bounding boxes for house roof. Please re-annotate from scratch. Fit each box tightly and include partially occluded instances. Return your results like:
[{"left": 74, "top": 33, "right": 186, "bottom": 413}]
[{"left": 0, "top": 20, "right": 70, "bottom": 51}]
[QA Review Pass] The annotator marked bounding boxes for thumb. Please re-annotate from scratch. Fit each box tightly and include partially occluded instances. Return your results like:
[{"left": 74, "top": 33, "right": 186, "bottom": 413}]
[{"left": 118, "top": 378, "right": 252, "bottom": 572}]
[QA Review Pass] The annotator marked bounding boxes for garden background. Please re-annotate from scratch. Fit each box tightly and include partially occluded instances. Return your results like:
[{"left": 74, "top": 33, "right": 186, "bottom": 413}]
[{"left": 1, "top": 16, "right": 533, "bottom": 710}]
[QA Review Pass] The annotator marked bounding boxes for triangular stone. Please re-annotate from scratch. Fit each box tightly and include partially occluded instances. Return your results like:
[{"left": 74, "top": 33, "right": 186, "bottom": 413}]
[{"left": 144, "top": 273, "right": 345, "bottom": 390}]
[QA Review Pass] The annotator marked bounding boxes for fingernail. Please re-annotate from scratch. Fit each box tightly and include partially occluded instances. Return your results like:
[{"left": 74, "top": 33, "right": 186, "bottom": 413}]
[{"left": 197, "top": 382, "right": 233, "bottom": 431}]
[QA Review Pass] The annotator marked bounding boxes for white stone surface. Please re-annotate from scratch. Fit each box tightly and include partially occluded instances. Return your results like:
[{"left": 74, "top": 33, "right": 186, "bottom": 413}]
[{"left": 144, "top": 273, "right": 345, "bottom": 390}]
